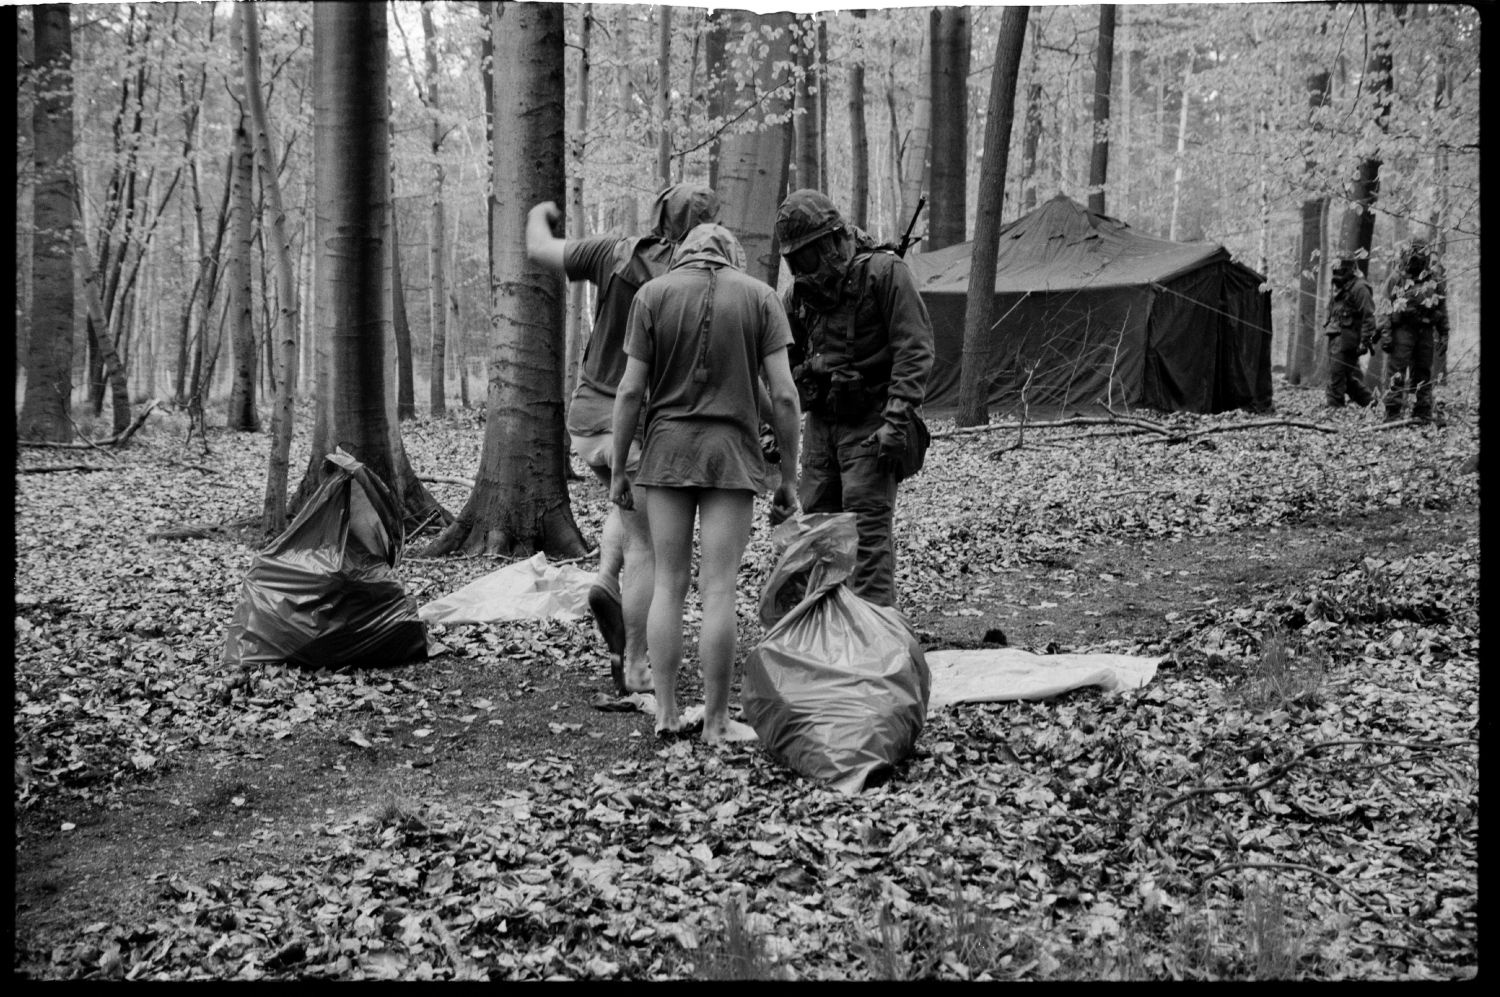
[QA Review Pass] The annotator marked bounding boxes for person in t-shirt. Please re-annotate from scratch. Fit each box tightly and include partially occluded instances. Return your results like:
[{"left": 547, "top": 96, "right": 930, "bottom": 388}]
[
  {"left": 609, "top": 223, "right": 801, "bottom": 744},
  {"left": 526, "top": 186, "right": 720, "bottom": 696}
]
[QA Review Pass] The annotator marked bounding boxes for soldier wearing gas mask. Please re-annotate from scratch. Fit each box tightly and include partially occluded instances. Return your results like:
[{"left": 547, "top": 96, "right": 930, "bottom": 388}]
[
  {"left": 1380, "top": 236, "right": 1449, "bottom": 425},
  {"left": 773, "top": 189, "right": 934, "bottom": 610}
]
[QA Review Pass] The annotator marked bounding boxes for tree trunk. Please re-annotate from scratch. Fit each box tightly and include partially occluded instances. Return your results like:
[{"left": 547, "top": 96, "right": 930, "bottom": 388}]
[
  {"left": 72, "top": 223, "right": 131, "bottom": 437},
  {"left": 1289, "top": 69, "right": 1331, "bottom": 385},
  {"left": 19, "top": 4, "right": 76, "bottom": 443},
  {"left": 847, "top": 10, "right": 869, "bottom": 230},
  {"left": 1167, "top": 56, "right": 1191, "bottom": 243},
  {"left": 242, "top": 2, "right": 301, "bottom": 539},
  {"left": 927, "top": 7, "right": 970, "bottom": 250},
  {"left": 225, "top": 9, "right": 260, "bottom": 434},
  {"left": 1020, "top": 14, "right": 1043, "bottom": 213},
  {"left": 564, "top": 3, "right": 592, "bottom": 415},
  {"left": 423, "top": 1, "right": 448, "bottom": 418},
  {"left": 896, "top": 29, "right": 931, "bottom": 246},
  {"left": 391, "top": 194, "right": 416, "bottom": 419},
  {"left": 704, "top": 8, "right": 725, "bottom": 190},
  {"left": 1087, "top": 4, "right": 1116, "bottom": 216},
  {"left": 425, "top": 0, "right": 586, "bottom": 558},
  {"left": 716, "top": 10, "right": 796, "bottom": 286},
  {"left": 655, "top": 4, "right": 672, "bottom": 187},
  {"left": 957, "top": 5, "right": 1029, "bottom": 428},
  {"left": 793, "top": 14, "right": 821, "bottom": 193},
  {"left": 292, "top": 1, "right": 447, "bottom": 530}
]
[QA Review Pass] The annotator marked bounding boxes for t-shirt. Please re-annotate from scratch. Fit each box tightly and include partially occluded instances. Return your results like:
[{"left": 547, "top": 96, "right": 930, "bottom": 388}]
[
  {"left": 624, "top": 263, "right": 793, "bottom": 492},
  {"left": 562, "top": 235, "right": 673, "bottom": 434}
]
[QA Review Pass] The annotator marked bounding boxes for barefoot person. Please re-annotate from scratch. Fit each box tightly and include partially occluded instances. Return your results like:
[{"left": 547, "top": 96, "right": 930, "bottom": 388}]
[
  {"left": 526, "top": 185, "right": 721, "bottom": 695},
  {"left": 609, "top": 224, "right": 801, "bottom": 743}
]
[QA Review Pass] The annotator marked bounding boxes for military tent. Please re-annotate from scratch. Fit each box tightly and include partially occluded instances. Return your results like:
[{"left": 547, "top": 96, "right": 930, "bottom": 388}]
[{"left": 906, "top": 193, "right": 1274, "bottom": 416}]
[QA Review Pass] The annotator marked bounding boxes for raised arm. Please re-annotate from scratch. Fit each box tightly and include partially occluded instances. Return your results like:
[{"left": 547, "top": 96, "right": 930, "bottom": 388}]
[{"left": 526, "top": 201, "right": 566, "bottom": 275}]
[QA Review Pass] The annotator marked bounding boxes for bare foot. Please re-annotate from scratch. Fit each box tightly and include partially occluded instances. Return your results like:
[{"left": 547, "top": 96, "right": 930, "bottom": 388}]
[
  {"left": 623, "top": 659, "right": 654, "bottom": 694},
  {"left": 704, "top": 718, "right": 759, "bottom": 745}
]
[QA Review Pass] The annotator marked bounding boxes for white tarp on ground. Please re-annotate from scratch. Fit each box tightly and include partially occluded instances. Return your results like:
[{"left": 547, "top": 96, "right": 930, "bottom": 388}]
[
  {"left": 418, "top": 553, "right": 595, "bottom": 625},
  {"left": 925, "top": 648, "right": 1160, "bottom": 710}
]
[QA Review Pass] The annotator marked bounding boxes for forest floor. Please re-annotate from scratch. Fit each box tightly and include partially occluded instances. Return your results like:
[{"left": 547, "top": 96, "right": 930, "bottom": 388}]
[{"left": 12, "top": 381, "right": 1480, "bottom": 981}]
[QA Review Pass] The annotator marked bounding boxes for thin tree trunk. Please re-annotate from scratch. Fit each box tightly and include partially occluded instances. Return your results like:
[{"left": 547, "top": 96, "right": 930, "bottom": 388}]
[
  {"left": 391, "top": 196, "right": 417, "bottom": 419},
  {"left": 655, "top": 4, "right": 672, "bottom": 187},
  {"left": 793, "top": 14, "right": 821, "bottom": 192},
  {"left": 1020, "top": 15, "right": 1043, "bottom": 213},
  {"left": 704, "top": 8, "right": 725, "bottom": 190},
  {"left": 1087, "top": 4, "right": 1116, "bottom": 216},
  {"left": 423, "top": 1, "right": 448, "bottom": 417},
  {"left": 19, "top": 4, "right": 76, "bottom": 442},
  {"left": 226, "top": 112, "right": 259, "bottom": 432},
  {"left": 564, "top": 3, "right": 592, "bottom": 415},
  {"left": 1289, "top": 69, "right": 1331, "bottom": 385},
  {"left": 897, "top": 29, "right": 930, "bottom": 246},
  {"left": 242, "top": 2, "right": 301, "bottom": 538},
  {"left": 927, "top": 7, "right": 969, "bottom": 250},
  {"left": 72, "top": 220, "right": 131, "bottom": 435},
  {"left": 1168, "top": 56, "right": 1191, "bottom": 243},
  {"left": 957, "top": 5, "right": 1028, "bottom": 427},
  {"left": 847, "top": 10, "right": 869, "bottom": 230}
]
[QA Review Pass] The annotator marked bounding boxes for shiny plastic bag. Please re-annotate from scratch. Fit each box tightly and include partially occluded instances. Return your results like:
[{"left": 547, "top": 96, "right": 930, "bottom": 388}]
[
  {"left": 223, "top": 450, "right": 428, "bottom": 670},
  {"left": 742, "top": 513, "right": 930, "bottom": 795},
  {"left": 418, "top": 552, "right": 594, "bottom": 625}
]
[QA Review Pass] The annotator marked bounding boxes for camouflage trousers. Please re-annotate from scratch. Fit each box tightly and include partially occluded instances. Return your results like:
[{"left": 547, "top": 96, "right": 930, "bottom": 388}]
[{"left": 799, "top": 409, "right": 901, "bottom": 609}]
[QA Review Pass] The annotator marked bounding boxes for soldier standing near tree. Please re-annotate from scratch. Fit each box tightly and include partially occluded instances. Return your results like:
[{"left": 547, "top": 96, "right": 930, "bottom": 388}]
[
  {"left": 1323, "top": 258, "right": 1377, "bottom": 409},
  {"left": 1379, "top": 235, "right": 1450, "bottom": 425},
  {"left": 772, "top": 189, "right": 935, "bottom": 610},
  {"left": 526, "top": 185, "right": 721, "bottom": 696}
]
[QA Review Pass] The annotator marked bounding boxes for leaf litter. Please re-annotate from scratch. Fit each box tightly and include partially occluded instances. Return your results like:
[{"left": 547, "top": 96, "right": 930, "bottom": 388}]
[{"left": 13, "top": 389, "right": 1477, "bottom": 979}]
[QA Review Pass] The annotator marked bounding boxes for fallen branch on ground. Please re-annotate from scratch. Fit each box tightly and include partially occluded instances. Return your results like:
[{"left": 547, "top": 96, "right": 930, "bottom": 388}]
[
  {"left": 931, "top": 415, "right": 1174, "bottom": 441},
  {"left": 17, "top": 464, "right": 113, "bottom": 475},
  {"left": 147, "top": 514, "right": 259, "bottom": 542},
  {"left": 18, "top": 399, "right": 162, "bottom": 450},
  {"left": 420, "top": 475, "right": 476, "bottom": 489},
  {"left": 1156, "top": 737, "right": 1475, "bottom": 817}
]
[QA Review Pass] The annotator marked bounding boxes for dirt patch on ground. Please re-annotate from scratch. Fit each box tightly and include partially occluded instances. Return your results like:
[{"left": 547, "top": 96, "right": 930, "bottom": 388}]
[{"left": 14, "top": 494, "right": 1475, "bottom": 958}]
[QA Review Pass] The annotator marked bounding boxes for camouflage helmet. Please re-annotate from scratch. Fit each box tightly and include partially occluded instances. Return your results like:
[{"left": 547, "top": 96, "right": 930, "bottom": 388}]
[{"left": 775, "top": 189, "right": 845, "bottom": 254}]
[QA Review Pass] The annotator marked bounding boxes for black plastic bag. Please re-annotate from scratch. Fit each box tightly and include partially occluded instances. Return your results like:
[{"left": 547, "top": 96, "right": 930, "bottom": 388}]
[
  {"left": 742, "top": 513, "right": 930, "bottom": 794},
  {"left": 222, "top": 450, "right": 428, "bottom": 670}
]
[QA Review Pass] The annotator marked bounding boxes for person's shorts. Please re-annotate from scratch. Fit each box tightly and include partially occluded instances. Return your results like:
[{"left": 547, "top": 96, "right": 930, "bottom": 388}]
[{"left": 571, "top": 431, "right": 642, "bottom": 485}]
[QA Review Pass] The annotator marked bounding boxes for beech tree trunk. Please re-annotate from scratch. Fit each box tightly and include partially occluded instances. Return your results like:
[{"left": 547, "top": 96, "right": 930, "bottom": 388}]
[
  {"left": 19, "top": 5, "right": 76, "bottom": 443},
  {"left": 1288, "top": 69, "right": 1331, "bottom": 385},
  {"left": 894, "top": 30, "right": 930, "bottom": 246},
  {"left": 655, "top": 5, "right": 672, "bottom": 187},
  {"left": 564, "top": 3, "right": 592, "bottom": 414},
  {"left": 292, "top": 1, "right": 446, "bottom": 529},
  {"left": 927, "top": 7, "right": 969, "bottom": 250},
  {"left": 425, "top": 0, "right": 585, "bottom": 558},
  {"left": 958, "top": 5, "right": 1029, "bottom": 428},
  {"left": 391, "top": 195, "right": 416, "bottom": 420},
  {"left": 225, "top": 90, "right": 260, "bottom": 432},
  {"left": 1087, "top": 4, "right": 1116, "bottom": 215},
  {"left": 704, "top": 9, "right": 725, "bottom": 190},
  {"left": 847, "top": 10, "right": 869, "bottom": 230},
  {"left": 423, "top": 1, "right": 448, "bottom": 417},
  {"left": 716, "top": 10, "right": 796, "bottom": 286},
  {"left": 241, "top": 2, "right": 301, "bottom": 539},
  {"left": 793, "top": 14, "right": 822, "bottom": 193}
]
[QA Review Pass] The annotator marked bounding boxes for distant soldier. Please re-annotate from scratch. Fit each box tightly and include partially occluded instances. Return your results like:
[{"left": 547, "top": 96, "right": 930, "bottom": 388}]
[
  {"left": 1380, "top": 236, "right": 1449, "bottom": 424},
  {"left": 1323, "top": 258, "right": 1376, "bottom": 409}
]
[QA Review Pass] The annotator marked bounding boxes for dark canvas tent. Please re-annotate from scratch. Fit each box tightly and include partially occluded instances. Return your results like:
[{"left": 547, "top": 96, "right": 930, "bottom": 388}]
[{"left": 907, "top": 194, "right": 1273, "bottom": 416}]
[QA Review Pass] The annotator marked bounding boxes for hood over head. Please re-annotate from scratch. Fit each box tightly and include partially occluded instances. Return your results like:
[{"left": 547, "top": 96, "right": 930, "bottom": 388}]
[
  {"left": 651, "top": 184, "right": 721, "bottom": 243},
  {"left": 670, "top": 223, "right": 746, "bottom": 271}
]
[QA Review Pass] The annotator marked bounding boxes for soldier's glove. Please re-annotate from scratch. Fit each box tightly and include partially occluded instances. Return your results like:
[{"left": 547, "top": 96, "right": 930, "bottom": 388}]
[{"left": 864, "top": 420, "right": 907, "bottom": 476}]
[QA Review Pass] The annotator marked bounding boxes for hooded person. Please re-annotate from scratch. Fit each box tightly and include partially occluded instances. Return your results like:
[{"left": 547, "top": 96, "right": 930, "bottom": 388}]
[
  {"left": 1323, "top": 258, "right": 1376, "bottom": 409},
  {"left": 1380, "top": 236, "right": 1450, "bottom": 424},
  {"left": 526, "top": 184, "right": 720, "bottom": 697},
  {"left": 773, "top": 189, "right": 934, "bottom": 610},
  {"left": 608, "top": 223, "right": 802, "bottom": 743}
]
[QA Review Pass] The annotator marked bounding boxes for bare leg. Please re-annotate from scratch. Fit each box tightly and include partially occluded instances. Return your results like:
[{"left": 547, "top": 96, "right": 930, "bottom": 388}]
[
  {"left": 644, "top": 487, "right": 698, "bottom": 734},
  {"left": 619, "top": 499, "right": 655, "bottom": 692},
  {"left": 696, "top": 489, "right": 758, "bottom": 744}
]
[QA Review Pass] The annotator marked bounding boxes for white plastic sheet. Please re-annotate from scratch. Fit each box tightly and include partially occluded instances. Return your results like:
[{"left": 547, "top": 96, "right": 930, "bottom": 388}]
[
  {"left": 417, "top": 553, "right": 595, "bottom": 625},
  {"left": 926, "top": 648, "right": 1160, "bottom": 710}
]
